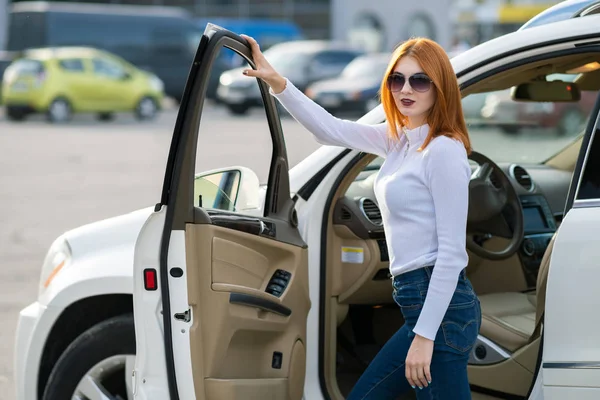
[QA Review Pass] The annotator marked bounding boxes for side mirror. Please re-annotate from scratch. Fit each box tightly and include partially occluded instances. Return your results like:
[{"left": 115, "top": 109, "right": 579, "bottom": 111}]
[
  {"left": 193, "top": 166, "right": 260, "bottom": 212},
  {"left": 511, "top": 80, "right": 581, "bottom": 102}
]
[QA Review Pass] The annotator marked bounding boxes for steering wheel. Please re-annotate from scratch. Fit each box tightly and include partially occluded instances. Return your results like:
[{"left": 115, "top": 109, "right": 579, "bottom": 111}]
[{"left": 466, "top": 151, "right": 524, "bottom": 260}]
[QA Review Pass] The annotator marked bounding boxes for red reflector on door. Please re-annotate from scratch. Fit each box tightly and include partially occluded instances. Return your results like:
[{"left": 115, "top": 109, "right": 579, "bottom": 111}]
[{"left": 144, "top": 268, "right": 158, "bottom": 291}]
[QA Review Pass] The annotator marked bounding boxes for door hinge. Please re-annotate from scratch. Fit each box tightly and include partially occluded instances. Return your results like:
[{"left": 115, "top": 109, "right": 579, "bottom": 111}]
[{"left": 174, "top": 309, "right": 191, "bottom": 323}]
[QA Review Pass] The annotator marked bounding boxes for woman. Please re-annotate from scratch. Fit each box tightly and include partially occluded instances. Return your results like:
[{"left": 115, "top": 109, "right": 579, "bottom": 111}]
[{"left": 242, "top": 34, "right": 481, "bottom": 399}]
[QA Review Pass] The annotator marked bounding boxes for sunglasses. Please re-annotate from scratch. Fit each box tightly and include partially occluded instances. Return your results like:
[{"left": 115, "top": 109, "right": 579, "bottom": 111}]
[{"left": 386, "top": 72, "right": 433, "bottom": 93}]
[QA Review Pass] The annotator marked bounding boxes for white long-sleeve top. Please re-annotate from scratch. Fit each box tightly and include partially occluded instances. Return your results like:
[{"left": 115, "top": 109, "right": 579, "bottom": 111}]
[{"left": 271, "top": 78, "right": 471, "bottom": 340}]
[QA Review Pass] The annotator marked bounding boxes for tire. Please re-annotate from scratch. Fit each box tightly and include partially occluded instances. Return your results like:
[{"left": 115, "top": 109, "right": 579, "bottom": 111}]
[
  {"left": 227, "top": 103, "right": 250, "bottom": 115},
  {"left": 97, "top": 112, "right": 115, "bottom": 122},
  {"left": 42, "top": 314, "right": 135, "bottom": 400},
  {"left": 46, "top": 97, "right": 72, "bottom": 123},
  {"left": 135, "top": 96, "right": 158, "bottom": 120},
  {"left": 500, "top": 125, "right": 521, "bottom": 135},
  {"left": 6, "top": 107, "right": 27, "bottom": 122}
]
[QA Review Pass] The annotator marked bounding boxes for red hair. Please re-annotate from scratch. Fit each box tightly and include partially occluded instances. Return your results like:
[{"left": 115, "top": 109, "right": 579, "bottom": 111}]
[{"left": 379, "top": 38, "right": 472, "bottom": 154}]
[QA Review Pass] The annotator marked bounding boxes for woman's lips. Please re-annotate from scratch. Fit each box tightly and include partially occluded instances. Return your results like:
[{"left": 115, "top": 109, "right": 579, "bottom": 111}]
[{"left": 401, "top": 99, "right": 415, "bottom": 106}]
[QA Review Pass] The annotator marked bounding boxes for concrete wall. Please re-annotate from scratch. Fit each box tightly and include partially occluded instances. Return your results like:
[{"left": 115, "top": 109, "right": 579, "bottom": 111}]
[
  {"left": 0, "top": 0, "right": 7, "bottom": 50},
  {"left": 331, "top": 0, "right": 453, "bottom": 53}
]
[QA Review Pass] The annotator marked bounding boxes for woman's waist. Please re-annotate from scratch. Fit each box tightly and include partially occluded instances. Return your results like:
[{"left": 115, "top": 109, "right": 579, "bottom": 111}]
[{"left": 392, "top": 264, "right": 467, "bottom": 287}]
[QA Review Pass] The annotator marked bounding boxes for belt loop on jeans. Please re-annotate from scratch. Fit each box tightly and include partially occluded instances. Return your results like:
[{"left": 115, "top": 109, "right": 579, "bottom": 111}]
[{"left": 424, "top": 265, "right": 433, "bottom": 278}]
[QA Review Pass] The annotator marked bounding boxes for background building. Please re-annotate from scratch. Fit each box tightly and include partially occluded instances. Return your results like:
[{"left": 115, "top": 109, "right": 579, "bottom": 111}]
[
  {"left": 7, "top": 0, "right": 331, "bottom": 40},
  {"left": 331, "top": 0, "right": 453, "bottom": 53},
  {"left": 0, "top": 0, "right": 7, "bottom": 49}
]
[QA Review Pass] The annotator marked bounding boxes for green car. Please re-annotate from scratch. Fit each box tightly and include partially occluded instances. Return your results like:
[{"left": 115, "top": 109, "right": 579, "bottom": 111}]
[{"left": 1, "top": 47, "right": 164, "bottom": 122}]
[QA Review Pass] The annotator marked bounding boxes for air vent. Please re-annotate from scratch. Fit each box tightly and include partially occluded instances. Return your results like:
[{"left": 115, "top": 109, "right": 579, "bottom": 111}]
[
  {"left": 360, "top": 198, "right": 382, "bottom": 225},
  {"left": 510, "top": 165, "right": 534, "bottom": 191},
  {"left": 340, "top": 207, "right": 352, "bottom": 220}
]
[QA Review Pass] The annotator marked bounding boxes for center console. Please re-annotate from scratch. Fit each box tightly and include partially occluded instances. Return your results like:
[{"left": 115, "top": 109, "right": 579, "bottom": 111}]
[{"left": 518, "top": 194, "right": 557, "bottom": 286}]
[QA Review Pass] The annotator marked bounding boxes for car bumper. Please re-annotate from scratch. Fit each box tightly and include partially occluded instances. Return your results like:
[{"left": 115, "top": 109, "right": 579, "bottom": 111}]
[
  {"left": 5, "top": 104, "right": 37, "bottom": 114},
  {"left": 15, "top": 302, "right": 54, "bottom": 400}
]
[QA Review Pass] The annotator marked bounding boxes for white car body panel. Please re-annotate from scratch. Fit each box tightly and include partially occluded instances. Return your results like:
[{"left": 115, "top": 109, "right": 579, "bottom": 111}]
[
  {"left": 165, "top": 230, "right": 196, "bottom": 399},
  {"left": 131, "top": 207, "right": 170, "bottom": 399},
  {"left": 15, "top": 13, "right": 600, "bottom": 400},
  {"left": 542, "top": 202, "right": 600, "bottom": 397}
]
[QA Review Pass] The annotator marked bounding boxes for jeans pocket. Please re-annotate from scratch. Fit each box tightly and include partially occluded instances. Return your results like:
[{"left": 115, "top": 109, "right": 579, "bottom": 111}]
[
  {"left": 441, "top": 301, "right": 480, "bottom": 353},
  {"left": 447, "top": 288, "right": 476, "bottom": 310}
]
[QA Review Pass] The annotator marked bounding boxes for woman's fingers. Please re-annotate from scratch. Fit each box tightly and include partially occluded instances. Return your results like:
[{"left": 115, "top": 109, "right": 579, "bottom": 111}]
[
  {"left": 240, "top": 34, "right": 267, "bottom": 78},
  {"left": 424, "top": 364, "right": 432, "bottom": 386},
  {"left": 406, "top": 363, "right": 430, "bottom": 390},
  {"left": 405, "top": 364, "right": 416, "bottom": 388},
  {"left": 416, "top": 367, "right": 428, "bottom": 388}
]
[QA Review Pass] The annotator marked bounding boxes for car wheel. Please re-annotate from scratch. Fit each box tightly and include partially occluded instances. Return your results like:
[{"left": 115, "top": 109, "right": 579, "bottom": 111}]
[
  {"left": 500, "top": 125, "right": 521, "bottom": 135},
  {"left": 227, "top": 103, "right": 250, "bottom": 115},
  {"left": 135, "top": 96, "right": 158, "bottom": 120},
  {"left": 558, "top": 108, "right": 585, "bottom": 136},
  {"left": 42, "top": 314, "right": 135, "bottom": 400},
  {"left": 46, "top": 97, "right": 72, "bottom": 123},
  {"left": 97, "top": 112, "right": 115, "bottom": 122},
  {"left": 6, "top": 107, "right": 27, "bottom": 122}
]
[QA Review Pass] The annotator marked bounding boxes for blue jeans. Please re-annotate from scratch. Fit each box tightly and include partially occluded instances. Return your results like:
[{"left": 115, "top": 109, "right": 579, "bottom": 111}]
[{"left": 347, "top": 266, "right": 481, "bottom": 400}]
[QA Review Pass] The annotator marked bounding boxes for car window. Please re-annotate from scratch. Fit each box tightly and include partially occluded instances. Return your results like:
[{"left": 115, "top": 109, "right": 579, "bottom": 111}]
[
  {"left": 92, "top": 58, "right": 126, "bottom": 80},
  {"left": 576, "top": 122, "right": 600, "bottom": 200},
  {"left": 9, "top": 59, "right": 44, "bottom": 74},
  {"left": 312, "top": 51, "right": 357, "bottom": 69},
  {"left": 342, "top": 57, "right": 388, "bottom": 79},
  {"left": 464, "top": 73, "right": 598, "bottom": 164},
  {"left": 58, "top": 58, "right": 85, "bottom": 72},
  {"left": 194, "top": 47, "right": 273, "bottom": 214}
]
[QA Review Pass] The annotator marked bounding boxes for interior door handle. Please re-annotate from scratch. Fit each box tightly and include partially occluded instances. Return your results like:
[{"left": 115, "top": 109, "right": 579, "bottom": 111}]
[{"left": 229, "top": 292, "right": 291, "bottom": 317}]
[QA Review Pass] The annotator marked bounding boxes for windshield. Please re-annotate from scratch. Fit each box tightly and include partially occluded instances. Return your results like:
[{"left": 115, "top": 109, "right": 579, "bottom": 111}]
[
  {"left": 360, "top": 72, "right": 595, "bottom": 165},
  {"left": 463, "top": 72, "right": 594, "bottom": 164},
  {"left": 264, "top": 49, "right": 311, "bottom": 73},
  {"left": 342, "top": 57, "right": 388, "bottom": 79}
]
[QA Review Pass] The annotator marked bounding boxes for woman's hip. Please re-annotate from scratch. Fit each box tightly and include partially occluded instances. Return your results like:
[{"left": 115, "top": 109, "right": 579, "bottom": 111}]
[{"left": 392, "top": 265, "right": 481, "bottom": 356}]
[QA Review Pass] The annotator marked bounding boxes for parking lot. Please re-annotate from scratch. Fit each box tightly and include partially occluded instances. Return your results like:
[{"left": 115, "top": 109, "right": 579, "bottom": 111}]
[
  {"left": 0, "top": 102, "right": 576, "bottom": 399},
  {"left": 0, "top": 103, "right": 324, "bottom": 399}
]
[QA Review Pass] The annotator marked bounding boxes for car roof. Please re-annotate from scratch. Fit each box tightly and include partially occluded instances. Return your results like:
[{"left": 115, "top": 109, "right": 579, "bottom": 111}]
[
  {"left": 20, "top": 47, "right": 109, "bottom": 60},
  {"left": 519, "top": 0, "right": 600, "bottom": 30},
  {"left": 265, "top": 40, "right": 362, "bottom": 54},
  {"left": 451, "top": 13, "right": 600, "bottom": 76}
]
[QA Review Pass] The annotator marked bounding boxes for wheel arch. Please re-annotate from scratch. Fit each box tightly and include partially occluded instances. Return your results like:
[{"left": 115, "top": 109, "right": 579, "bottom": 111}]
[{"left": 37, "top": 294, "right": 133, "bottom": 399}]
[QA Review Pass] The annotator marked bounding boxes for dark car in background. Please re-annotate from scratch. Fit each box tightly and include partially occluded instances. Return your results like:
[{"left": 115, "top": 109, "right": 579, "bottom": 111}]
[
  {"left": 305, "top": 53, "right": 390, "bottom": 116},
  {"left": 7, "top": 1, "right": 202, "bottom": 102},
  {"left": 216, "top": 40, "right": 364, "bottom": 115}
]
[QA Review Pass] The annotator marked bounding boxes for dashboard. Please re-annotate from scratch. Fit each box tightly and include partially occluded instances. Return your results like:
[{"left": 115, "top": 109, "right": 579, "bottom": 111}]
[{"left": 332, "top": 162, "right": 572, "bottom": 288}]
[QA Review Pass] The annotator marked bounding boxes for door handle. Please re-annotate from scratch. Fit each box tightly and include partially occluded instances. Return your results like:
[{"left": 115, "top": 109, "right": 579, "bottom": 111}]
[{"left": 229, "top": 293, "right": 291, "bottom": 317}]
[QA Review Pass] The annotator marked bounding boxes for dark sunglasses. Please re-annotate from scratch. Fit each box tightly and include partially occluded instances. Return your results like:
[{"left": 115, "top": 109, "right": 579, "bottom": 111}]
[{"left": 386, "top": 72, "right": 433, "bottom": 93}]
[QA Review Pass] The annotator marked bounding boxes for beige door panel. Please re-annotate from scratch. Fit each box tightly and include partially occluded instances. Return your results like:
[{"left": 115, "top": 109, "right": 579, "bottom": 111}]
[
  {"left": 185, "top": 223, "right": 310, "bottom": 400},
  {"left": 467, "top": 237, "right": 529, "bottom": 295},
  {"left": 468, "top": 338, "right": 539, "bottom": 396},
  {"left": 330, "top": 225, "right": 393, "bottom": 304}
]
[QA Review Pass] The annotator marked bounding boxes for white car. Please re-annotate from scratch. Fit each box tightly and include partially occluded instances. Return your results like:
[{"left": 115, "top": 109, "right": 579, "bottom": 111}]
[{"left": 14, "top": 3, "right": 600, "bottom": 400}]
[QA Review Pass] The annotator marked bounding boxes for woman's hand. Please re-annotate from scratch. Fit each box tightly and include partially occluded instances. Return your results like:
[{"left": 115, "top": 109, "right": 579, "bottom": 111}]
[
  {"left": 240, "top": 34, "right": 287, "bottom": 94},
  {"left": 405, "top": 334, "right": 434, "bottom": 390}
]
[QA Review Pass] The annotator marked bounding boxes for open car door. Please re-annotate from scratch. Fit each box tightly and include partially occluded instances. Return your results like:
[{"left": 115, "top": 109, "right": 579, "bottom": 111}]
[{"left": 132, "top": 25, "right": 310, "bottom": 400}]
